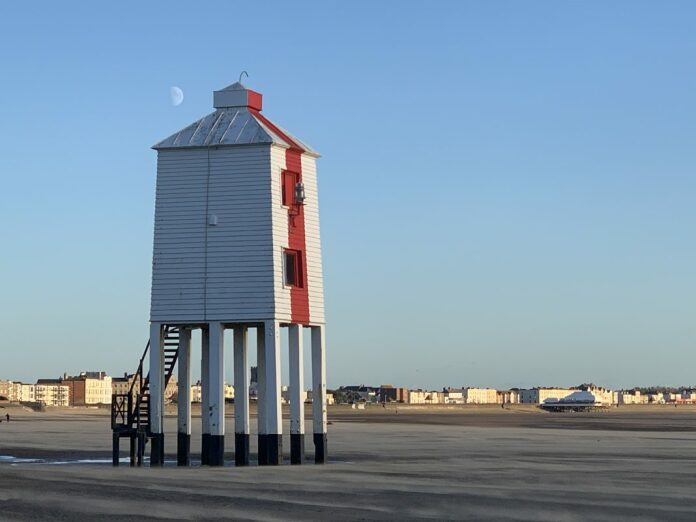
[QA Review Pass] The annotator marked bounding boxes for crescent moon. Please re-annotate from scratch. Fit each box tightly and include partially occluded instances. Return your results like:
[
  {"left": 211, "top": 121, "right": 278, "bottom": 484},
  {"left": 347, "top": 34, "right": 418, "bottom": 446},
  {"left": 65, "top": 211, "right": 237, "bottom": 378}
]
[{"left": 170, "top": 86, "right": 184, "bottom": 106}]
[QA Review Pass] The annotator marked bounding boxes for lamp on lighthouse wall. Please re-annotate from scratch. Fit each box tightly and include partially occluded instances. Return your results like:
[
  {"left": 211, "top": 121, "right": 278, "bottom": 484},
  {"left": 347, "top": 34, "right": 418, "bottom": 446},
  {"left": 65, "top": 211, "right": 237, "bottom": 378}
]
[{"left": 294, "top": 182, "right": 306, "bottom": 205}]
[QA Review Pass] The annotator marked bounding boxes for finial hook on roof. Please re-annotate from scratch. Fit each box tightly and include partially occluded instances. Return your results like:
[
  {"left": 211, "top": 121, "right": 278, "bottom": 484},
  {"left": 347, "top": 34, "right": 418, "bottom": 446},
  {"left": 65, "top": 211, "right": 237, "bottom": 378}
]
[{"left": 239, "top": 70, "right": 249, "bottom": 83}]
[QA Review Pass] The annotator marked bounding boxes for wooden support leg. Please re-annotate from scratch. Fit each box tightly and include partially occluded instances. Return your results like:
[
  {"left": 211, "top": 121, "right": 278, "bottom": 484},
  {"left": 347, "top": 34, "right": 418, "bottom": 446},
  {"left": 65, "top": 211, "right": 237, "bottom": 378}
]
[{"left": 112, "top": 433, "right": 120, "bottom": 467}]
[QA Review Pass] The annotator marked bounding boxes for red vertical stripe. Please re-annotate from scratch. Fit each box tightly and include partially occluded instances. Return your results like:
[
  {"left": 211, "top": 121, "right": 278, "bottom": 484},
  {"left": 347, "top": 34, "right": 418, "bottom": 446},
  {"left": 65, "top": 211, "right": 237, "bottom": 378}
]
[{"left": 250, "top": 109, "right": 310, "bottom": 325}]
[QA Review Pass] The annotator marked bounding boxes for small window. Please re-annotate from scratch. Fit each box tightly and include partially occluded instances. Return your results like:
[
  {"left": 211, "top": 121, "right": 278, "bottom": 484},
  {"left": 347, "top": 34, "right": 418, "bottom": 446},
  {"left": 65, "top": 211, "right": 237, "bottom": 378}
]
[
  {"left": 282, "top": 171, "right": 298, "bottom": 206},
  {"left": 284, "top": 249, "right": 303, "bottom": 287}
]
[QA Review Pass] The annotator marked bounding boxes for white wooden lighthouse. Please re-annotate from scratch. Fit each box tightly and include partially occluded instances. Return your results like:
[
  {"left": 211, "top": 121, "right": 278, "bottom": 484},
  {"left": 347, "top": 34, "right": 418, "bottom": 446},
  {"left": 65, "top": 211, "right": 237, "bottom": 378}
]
[{"left": 144, "top": 80, "right": 326, "bottom": 467}]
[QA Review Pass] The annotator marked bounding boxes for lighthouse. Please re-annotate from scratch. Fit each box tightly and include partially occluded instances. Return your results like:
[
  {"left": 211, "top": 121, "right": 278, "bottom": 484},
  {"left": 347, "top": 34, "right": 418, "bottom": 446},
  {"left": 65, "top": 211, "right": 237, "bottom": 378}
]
[{"left": 113, "top": 80, "right": 327, "bottom": 467}]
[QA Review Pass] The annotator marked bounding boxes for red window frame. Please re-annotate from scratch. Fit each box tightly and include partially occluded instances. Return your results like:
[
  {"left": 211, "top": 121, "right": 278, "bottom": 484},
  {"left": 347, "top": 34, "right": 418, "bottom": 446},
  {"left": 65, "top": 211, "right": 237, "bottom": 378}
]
[
  {"left": 283, "top": 249, "right": 303, "bottom": 287},
  {"left": 281, "top": 170, "right": 298, "bottom": 206}
]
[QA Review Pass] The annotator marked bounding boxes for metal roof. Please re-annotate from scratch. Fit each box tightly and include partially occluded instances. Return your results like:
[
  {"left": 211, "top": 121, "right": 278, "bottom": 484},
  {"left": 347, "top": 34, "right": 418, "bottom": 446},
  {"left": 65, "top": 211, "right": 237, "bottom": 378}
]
[
  {"left": 217, "top": 81, "right": 246, "bottom": 92},
  {"left": 153, "top": 83, "right": 319, "bottom": 156}
]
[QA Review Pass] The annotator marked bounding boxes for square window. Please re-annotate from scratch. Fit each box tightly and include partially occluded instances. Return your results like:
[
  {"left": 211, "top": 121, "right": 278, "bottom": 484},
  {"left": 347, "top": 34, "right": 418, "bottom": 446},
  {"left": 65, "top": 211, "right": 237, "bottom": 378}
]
[{"left": 284, "top": 249, "right": 303, "bottom": 287}]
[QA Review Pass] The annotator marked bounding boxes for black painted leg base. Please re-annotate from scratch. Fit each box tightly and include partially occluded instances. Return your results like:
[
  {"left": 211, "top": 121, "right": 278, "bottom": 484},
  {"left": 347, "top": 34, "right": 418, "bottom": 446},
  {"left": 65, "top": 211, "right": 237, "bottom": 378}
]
[
  {"left": 201, "top": 433, "right": 211, "bottom": 465},
  {"left": 258, "top": 434, "right": 282, "bottom": 465},
  {"left": 258, "top": 434, "right": 267, "bottom": 465},
  {"left": 177, "top": 432, "right": 191, "bottom": 466},
  {"left": 112, "top": 433, "right": 120, "bottom": 466},
  {"left": 209, "top": 435, "right": 225, "bottom": 466},
  {"left": 290, "top": 433, "right": 305, "bottom": 464},
  {"left": 150, "top": 433, "right": 165, "bottom": 467},
  {"left": 136, "top": 432, "right": 146, "bottom": 466},
  {"left": 129, "top": 435, "right": 136, "bottom": 467},
  {"left": 235, "top": 433, "right": 250, "bottom": 466},
  {"left": 314, "top": 433, "right": 327, "bottom": 464}
]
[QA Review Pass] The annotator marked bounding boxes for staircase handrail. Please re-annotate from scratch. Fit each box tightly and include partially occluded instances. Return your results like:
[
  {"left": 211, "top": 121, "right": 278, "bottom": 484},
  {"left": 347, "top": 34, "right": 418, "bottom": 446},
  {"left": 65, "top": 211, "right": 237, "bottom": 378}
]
[
  {"left": 116, "top": 326, "right": 178, "bottom": 433},
  {"left": 129, "top": 340, "right": 150, "bottom": 397}
]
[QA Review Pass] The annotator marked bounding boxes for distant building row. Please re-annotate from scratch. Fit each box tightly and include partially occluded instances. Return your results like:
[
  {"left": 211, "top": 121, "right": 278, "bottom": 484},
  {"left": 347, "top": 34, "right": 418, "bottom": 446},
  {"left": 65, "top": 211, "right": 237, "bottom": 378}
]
[
  {"left": 519, "top": 387, "right": 696, "bottom": 406},
  {"left": 336, "top": 384, "right": 696, "bottom": 406},
  {"left": 339, "top": 385, "right": 517, "bottom": 405},
  {"left": 0, "top": 372, "right": 333, "bottom": 407},
  {"left": 4, "top": 375, "right": 694, "bottom": 408},
  {"left": 1, "top": 372, "right": 116, "bottom": 407},
  {"left": 615, "top": 389, "right": 696, "bottom": 405}
]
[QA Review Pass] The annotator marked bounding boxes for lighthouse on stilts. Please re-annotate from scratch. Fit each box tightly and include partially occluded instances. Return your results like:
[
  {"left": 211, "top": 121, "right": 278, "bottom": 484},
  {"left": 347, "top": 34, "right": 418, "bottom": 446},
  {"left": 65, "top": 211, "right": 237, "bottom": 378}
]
[{"left": 111, "top": 80, "right": 327, "bottom": 467}]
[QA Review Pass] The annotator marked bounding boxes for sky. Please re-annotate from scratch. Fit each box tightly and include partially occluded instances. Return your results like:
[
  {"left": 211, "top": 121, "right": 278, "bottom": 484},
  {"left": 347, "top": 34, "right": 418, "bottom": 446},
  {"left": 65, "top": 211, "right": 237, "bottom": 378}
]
[{"left": 1, "top": 1, "right": 695, "bottom": 390}]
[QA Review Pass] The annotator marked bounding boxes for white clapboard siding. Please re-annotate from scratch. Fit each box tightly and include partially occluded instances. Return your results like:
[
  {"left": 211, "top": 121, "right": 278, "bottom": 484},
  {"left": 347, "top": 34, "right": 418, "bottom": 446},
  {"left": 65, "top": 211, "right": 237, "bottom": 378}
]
[
  {"left": 270, "top": 145, "right": 292, "bottom": 322},
  {"left": 302, "top": 154, "right": 325, "bottom": 325},
  {"left": 204, "top": 146, "right": 275, "bottom": 319},
  {"left": 150, "top": 149, "right": 208, "bottom": 321},
  {"left": 151, "top": 146, "right": 277, "bottom": 322}
]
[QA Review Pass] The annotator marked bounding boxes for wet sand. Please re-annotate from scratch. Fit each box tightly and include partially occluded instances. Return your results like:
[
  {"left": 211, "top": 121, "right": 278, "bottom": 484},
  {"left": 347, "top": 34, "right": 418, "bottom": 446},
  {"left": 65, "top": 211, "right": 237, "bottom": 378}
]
[{"left": 1, "top": 404, "right": 696, "bottom": 520}]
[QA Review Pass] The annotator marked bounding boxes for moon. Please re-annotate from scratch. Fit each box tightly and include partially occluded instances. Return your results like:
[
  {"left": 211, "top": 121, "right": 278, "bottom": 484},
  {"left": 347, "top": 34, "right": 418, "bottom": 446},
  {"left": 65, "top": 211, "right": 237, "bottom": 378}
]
[{"left": 170, "top": 86, "right": 184, "bottom": 106}]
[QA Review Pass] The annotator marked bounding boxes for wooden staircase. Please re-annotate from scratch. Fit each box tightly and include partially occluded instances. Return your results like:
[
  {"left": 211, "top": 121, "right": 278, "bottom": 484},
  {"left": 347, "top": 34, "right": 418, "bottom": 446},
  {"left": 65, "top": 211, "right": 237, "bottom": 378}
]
[{"left": 111, "top": 325, "right": 180, "bottom": 466}]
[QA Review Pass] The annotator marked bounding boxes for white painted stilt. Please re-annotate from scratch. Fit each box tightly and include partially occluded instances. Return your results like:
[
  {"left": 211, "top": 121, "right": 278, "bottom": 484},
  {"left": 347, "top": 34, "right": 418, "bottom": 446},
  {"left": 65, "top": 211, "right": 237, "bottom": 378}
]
[
  {"left": 311, "top": 325, "right": 327, "bottom": 463},
  {"left": 177, "top": 328, "right": 192, "bottom": 466},
  {"left": 256, "top": 325, "right": 267, "bottom": 464},
  {"left": 288, "top": 324, "right": 305, "bottom": 464},
  {"left": 149, "top": 323, "right": 165, "bottom": 466},
  {"left": 200, "top": 327, "right": 210, "bottom": 464},
  {"left": 263, "top": 320, "right": 282, "bottom": 465},
  {"left": 233, "top": 326, "right": 250, "bottom": 466},
  {"left": 207, "top": 322, "right": 225, "bottom": 466}
]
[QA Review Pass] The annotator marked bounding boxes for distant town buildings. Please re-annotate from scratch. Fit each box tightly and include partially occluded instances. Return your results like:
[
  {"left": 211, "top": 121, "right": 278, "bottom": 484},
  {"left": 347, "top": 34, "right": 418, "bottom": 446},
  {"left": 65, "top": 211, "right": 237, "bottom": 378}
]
[
  {"left": 282, "top": 387, "right": 308, "bottom": 404},
  {"left": 519, "top": 385, "right": 620, "bottom": 406},
  {"left": 2, "top": 373, "right": 694, "bottom": 410},
  {"left": 520, "top": 388, "right": 575, "bottom": 404},
  {"left": 19, "top": 383, "right": 35, "bottom": 402},
  {"left": 111, "top": 373, "right": 139, "bottom": 398},
  {"left": 0, "top": 380, "right": 19, "bottom": 402},
  {"left": 165, "top": 376, "right": 178, "bottom": 403},
  {"left": 379, "top": 385, "right": 409, "bottom": 403},
  {"left": 335, "top": 385, "right": 522, "bottom": 405},
  {"left": 190, "top": 381, "right": 234, "bottom": 403},
  {"left": 497, "top": 389, "right": 519, "bottom": 404},
  {"left": 677, "top": 390, "right": 696, "bottom": 403},
  {"left": 621, "top": 389, "right": 656, "bottom": 404},
  {"left": 330, "top": 383, "right": 696, "bottom": 407},
  {"left": 0, "top": 380, "right": 69, "bottom": 407},
  {"left": 408, "top": 389, "right": 444, "bottom": 404},
  {"left": 63, "top": 371, "right": 112, "bottom": 406},
  {"left": 463, "top": 388, "right": 498, "bottom": 404},
  {"left": 443, "top": 388, "right": 464, "bottom": 404},
  {"left": 0, "top": 371, "right": 112, "bottom": 407},
  {"left": 580, "top": 385, "right": 615, "bottom": 406},
  {"left": 35, "top": 380, "right": 70, "bottom": 407}
]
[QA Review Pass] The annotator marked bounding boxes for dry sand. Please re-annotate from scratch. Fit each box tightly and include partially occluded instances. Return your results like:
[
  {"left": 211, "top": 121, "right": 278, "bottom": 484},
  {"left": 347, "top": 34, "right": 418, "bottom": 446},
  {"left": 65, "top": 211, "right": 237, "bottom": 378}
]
[{"left": 1, "top": 403, "right": 696, "bottom": 521}]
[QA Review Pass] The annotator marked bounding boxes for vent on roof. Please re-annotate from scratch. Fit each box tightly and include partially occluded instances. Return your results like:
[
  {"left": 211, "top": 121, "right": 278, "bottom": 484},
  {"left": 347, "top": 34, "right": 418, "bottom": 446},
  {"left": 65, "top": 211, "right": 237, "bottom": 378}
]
[{"left": 213, "top": 82, "right": 263, "bottom": 111}]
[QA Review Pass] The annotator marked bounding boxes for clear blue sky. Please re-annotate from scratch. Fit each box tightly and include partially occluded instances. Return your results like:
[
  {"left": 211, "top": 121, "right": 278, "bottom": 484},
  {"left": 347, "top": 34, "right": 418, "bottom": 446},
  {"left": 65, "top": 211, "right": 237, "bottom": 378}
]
[{"left": 1, "top": 2, "right": 694, "bottom": 390}]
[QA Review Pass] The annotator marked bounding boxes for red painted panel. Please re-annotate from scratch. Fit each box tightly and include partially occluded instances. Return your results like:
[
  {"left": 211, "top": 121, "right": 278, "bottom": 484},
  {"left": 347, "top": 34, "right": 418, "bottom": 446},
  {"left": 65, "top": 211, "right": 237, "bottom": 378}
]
[
  {"left": 285, "top": 148, "right": 309, "bottom": 325},
  {"left": 250, "top": 109, "right": 310, "bottom": 325},
  {"left": 247, "top": 90, "right": 263, "bottom": 111}
]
